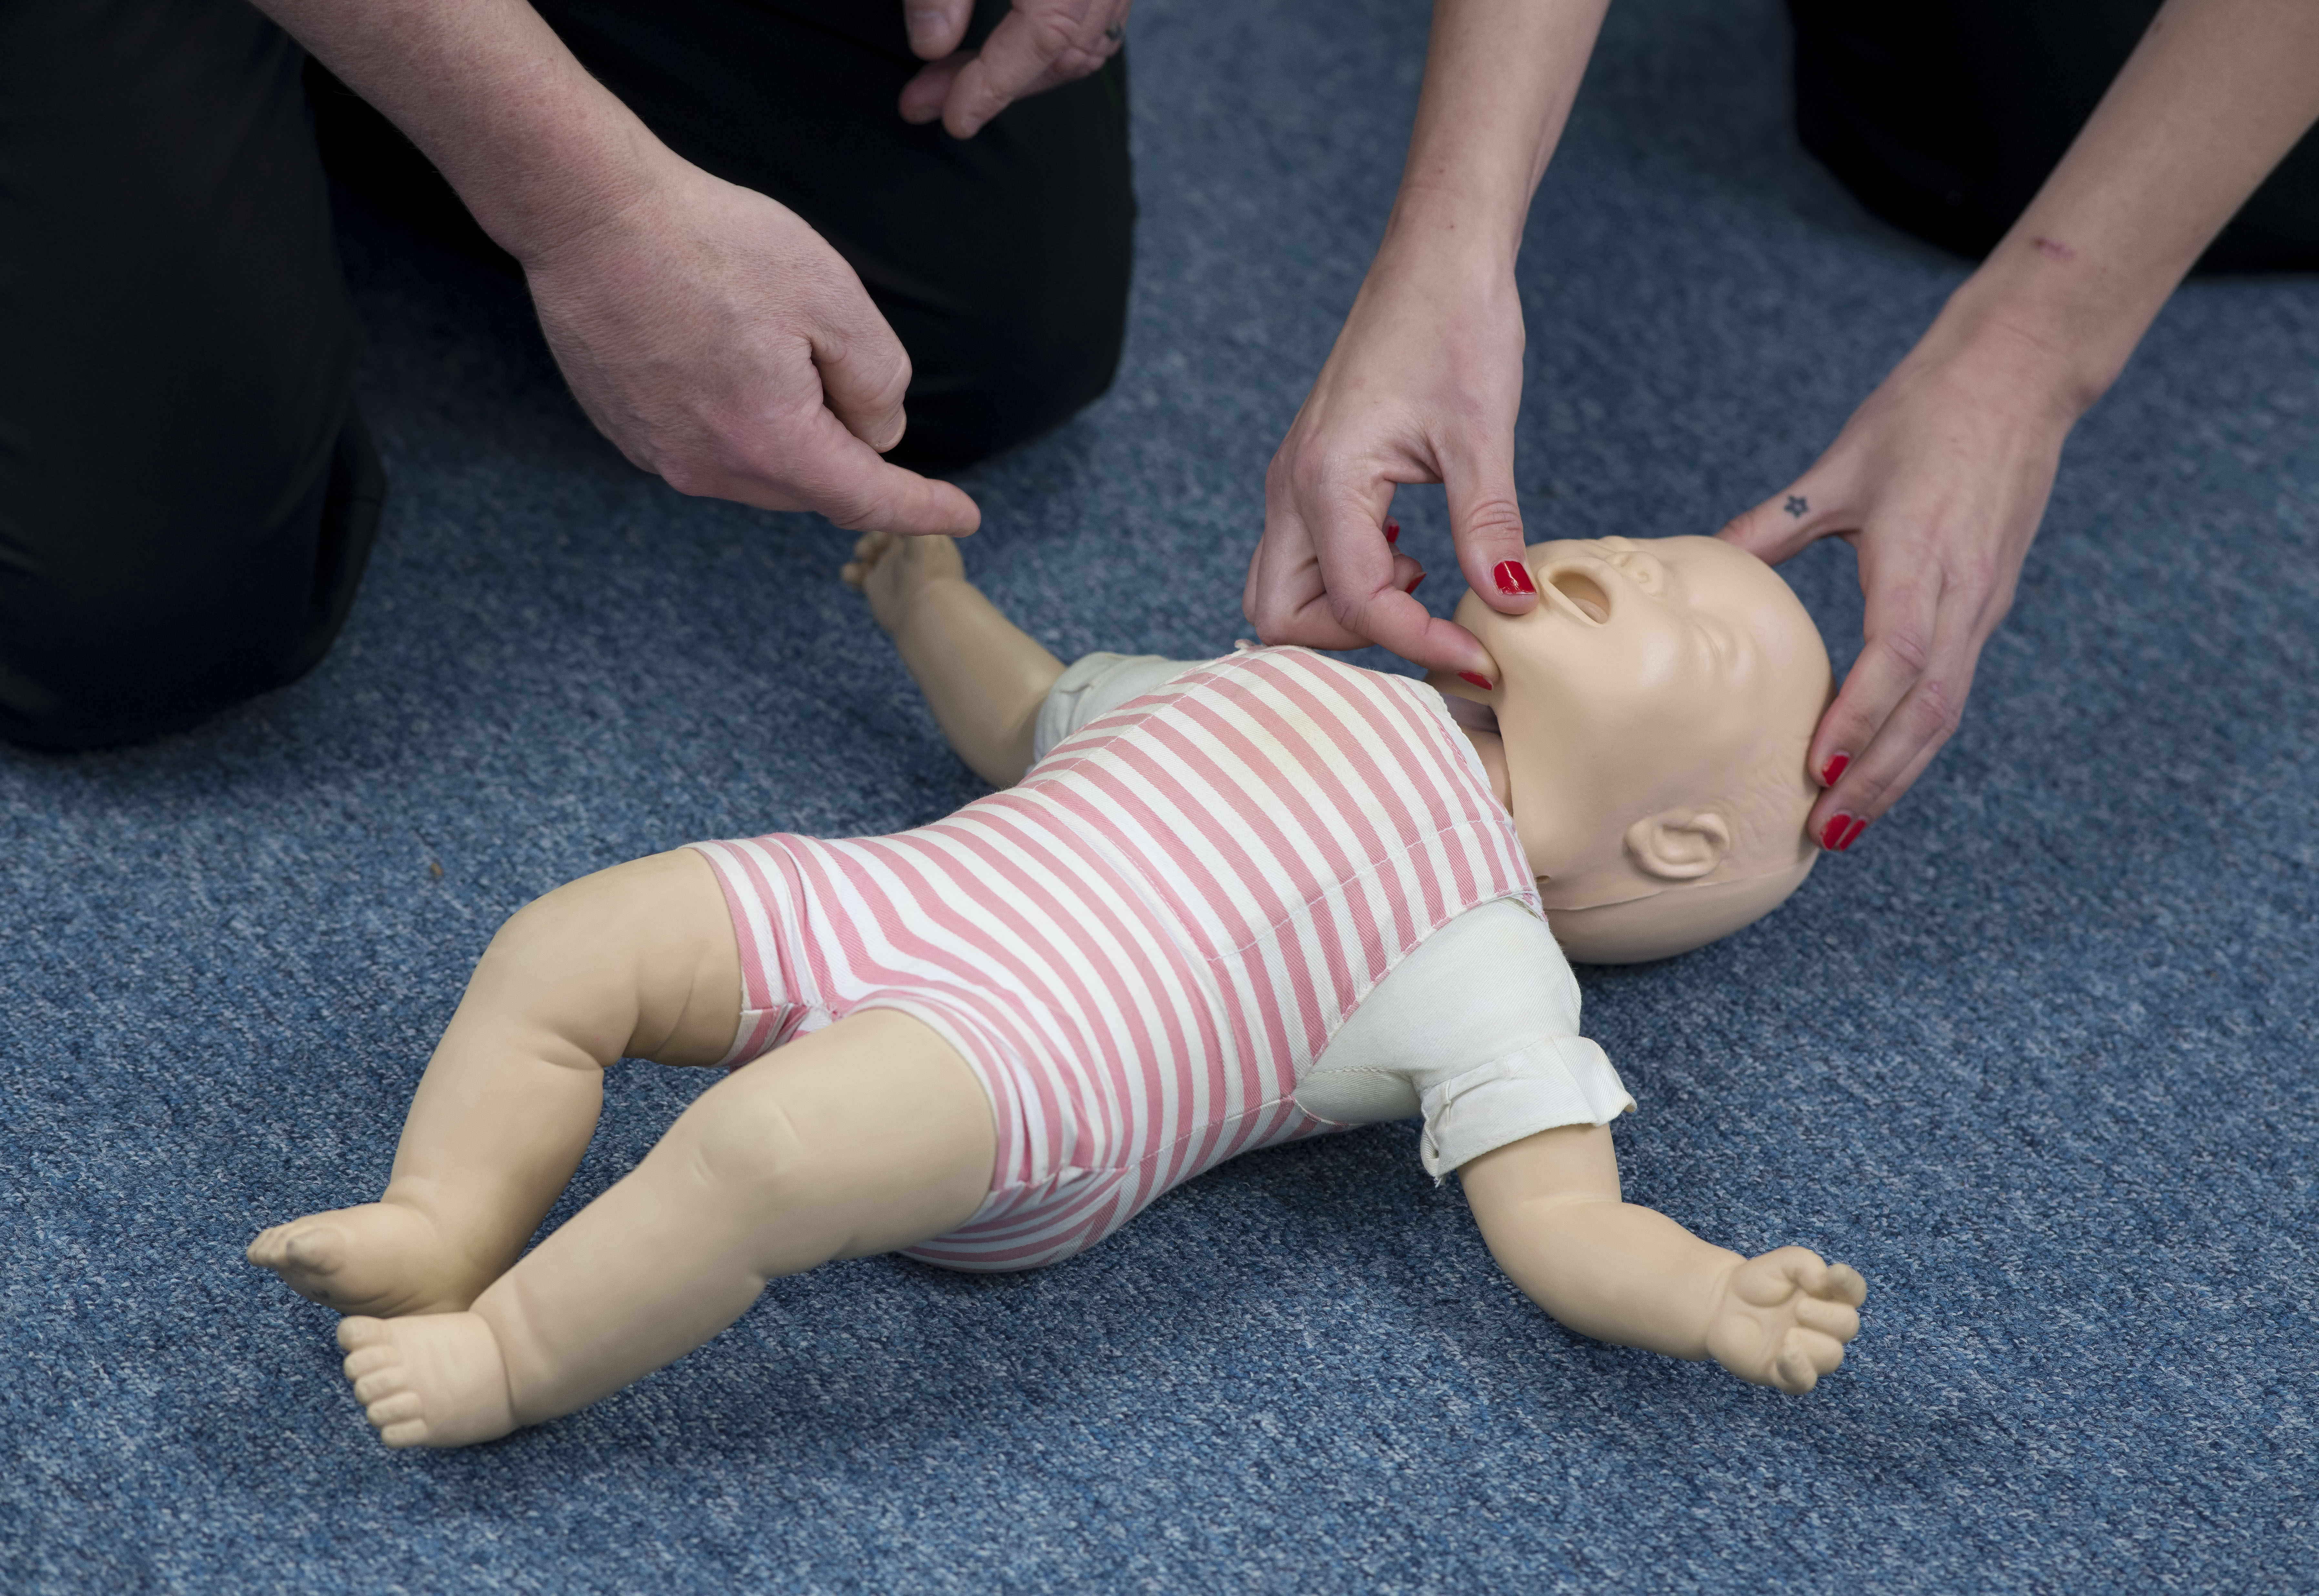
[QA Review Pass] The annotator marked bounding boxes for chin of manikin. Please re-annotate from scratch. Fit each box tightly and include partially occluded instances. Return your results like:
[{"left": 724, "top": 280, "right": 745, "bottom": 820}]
[{"left": 1428, "top": 536, "right": 1832, "bottom": 964}]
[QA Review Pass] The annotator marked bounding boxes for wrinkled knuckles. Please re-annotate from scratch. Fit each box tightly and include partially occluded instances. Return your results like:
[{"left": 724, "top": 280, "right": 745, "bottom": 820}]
[
  {"left": 1016, "top": 7, "right": 1085, "bottom": 62},
  {"left": 1326, "top": 590, "right": 1385, "bottom": 640},
  {"left": 1456, "top": 497, "right": 1526, "bottom": 545},
  {"left": 1902, "top": 678, "right": 1966, "bottom": 744},
  {"left": 1246, "top": 590, "right": 1302, "bottom": 640},
  {"left": 1872, "top": 623, "right": 1935, "bottom": 681}
]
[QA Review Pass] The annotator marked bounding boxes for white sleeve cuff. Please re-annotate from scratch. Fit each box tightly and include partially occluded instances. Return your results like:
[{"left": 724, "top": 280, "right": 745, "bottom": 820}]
[{"left": 1417, "top": 1034, "right": 1636, "bottom": 1179}]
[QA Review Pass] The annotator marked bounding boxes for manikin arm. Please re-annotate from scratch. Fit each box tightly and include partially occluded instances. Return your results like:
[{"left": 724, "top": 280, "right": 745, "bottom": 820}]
[
  {"left": 1459, "top": 1123, "right": 1865, "bottom": 1393},
  {"left": 843, "top": 530, "right": 1067, "bottom": 787}
]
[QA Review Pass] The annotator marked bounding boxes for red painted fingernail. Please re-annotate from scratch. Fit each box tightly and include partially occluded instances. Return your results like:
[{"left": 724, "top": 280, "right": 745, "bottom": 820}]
[
  {"left": 1820, "top": 753, "right": 1850, "bottom": 786},
  {"left": 1384, "top": 519, "right": 1401, "bottom": 544},
  {"left": 1405, "top": 572, "right": 1426, "bottom": 594},
  {"left": 1493, "top": 560, "right": 1537, "bottom": 597},
  {"left": 1820, "top": 813, "right": 1854, "bottom": 851},
  {"left": 1841, "top": 816, "right": 1869, "bottom": 850},
  {"left": 1458, "top": 672, "right": 1493, "bottom": 691}
]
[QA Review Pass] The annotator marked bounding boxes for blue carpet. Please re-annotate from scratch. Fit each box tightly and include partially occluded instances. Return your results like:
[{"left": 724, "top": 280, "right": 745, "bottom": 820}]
[{"left": 6, "top": 1, "right": 2316, "bottom": 1589}]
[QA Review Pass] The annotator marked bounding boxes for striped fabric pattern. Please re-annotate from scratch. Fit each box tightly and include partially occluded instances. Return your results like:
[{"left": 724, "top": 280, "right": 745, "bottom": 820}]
[{"left": 690, "top": 647, "right": 1538, "bottom": 1271}]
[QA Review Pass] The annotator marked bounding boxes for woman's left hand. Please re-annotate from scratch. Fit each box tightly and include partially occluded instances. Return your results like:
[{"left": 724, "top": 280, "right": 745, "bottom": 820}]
[{"left": 1717, "top": 311, "right": 2081, "bottom": 854}]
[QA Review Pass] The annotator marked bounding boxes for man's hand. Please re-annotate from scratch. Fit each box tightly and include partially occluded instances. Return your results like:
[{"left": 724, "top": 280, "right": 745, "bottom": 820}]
[
  {"left": 898, "top": 0, "right": 1129, "bottom": 139},
  {"left": 1246, "top": 248, "right": 1536, "bottom": 679},
  {"left": 1719, "top": 317, "right": 2073, "bottom": 852},
  {"left": 250, "top": 0, "right": 980, "bottom": 536},
  {"left": 524, "top": 157, "right": 979, "bottom": 535}
]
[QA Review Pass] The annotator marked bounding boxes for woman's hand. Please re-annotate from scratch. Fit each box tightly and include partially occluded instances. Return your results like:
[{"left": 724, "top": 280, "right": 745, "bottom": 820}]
[
  {"left": 1718, "top": 309, "right": 2080, "bottom": 852},
  {"left": 1724, "top": 0, "right": 2319, "bottom": 853},
  {"left": 1245, "top": 241, "right": 1537, "bottom": 678},
  {"left": 1245, "top": 0, "right": 1608, "bottom": 677}
]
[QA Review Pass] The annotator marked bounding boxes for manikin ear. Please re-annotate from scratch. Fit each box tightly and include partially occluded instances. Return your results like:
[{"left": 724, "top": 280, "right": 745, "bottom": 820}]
[{"left": 1622, "top": 811, "right": 1732, "bottom": 880}]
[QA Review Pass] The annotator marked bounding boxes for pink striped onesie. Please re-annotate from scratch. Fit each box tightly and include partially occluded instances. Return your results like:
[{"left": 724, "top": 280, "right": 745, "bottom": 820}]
[{"left": 688, "top": 646, "right": 1541, "bottom": 1272}]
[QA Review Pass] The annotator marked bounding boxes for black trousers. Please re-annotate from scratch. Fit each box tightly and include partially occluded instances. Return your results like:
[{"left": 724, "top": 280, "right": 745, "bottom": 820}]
[
  {"left": 0, "top": 0, "right": 1132, "bottom": 751},
  {"left": 1791, "top": 0, "right": 2319, "bottom": 273}
]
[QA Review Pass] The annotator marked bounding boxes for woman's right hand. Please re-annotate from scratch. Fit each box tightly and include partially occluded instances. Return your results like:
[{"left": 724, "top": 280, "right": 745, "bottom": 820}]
[{"left": 1246, "top": 235, "right": 1539, "bottom": 679}]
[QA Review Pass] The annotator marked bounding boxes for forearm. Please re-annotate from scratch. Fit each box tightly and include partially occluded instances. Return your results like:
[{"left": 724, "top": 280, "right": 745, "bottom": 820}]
[
  {"left": 886, "top": 576, "right": 1066, "bottom": 788},
  {"left": 1938, "top": 0, "right": 2319, "bottom": 414},
  {"left": 1376, "top": 0, "right": 1611, "bottom": 272},
  {"left": 1459, "top": 1123, "right": 1737, "bottom": 1358},
  {"left": 1473, "top": 1192, "right": 1740, "bottom": 1358},
  {"left": 249, "top": 0, "right": 666, "bottom": 259}
]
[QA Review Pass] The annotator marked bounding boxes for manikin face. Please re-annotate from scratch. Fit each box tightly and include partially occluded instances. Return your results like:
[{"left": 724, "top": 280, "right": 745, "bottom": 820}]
[{"left": 1430, "top": 536, "right": 1830, "bottom": 927}]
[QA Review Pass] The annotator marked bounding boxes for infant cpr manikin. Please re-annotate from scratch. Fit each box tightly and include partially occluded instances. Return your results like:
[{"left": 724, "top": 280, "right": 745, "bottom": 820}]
[{"left": 247, "top": 534, "right": 1864, "bottom": 1449}]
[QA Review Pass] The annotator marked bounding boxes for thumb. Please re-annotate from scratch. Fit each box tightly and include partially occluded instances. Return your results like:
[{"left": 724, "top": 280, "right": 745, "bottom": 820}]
[
  {"left": 1440, "top": 429, "right": 1536, "bottom": 616},
  {"left": 809, "top": 301, "right": 915, "bottom": 457}
]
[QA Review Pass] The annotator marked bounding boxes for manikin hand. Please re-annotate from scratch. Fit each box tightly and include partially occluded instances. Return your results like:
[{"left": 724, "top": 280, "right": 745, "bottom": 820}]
[
  {"left": 521, "top": 154, "right": 981, "bottom": 536},
  {"left": 898, "top": 0, "right": 1130, "bottom": 139},
  {"left": 1718, "top": 320, "right": 2073, "bottom": 852},
  {"left": 1246, "top": 253, "right": 1537, "bottom": 679},
  {"left": 1703, "top": 1247, "right": 1867, "bottom": 1395}
]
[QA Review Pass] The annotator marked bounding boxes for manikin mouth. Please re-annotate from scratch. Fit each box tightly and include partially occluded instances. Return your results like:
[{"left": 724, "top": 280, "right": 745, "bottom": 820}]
[{"left": 1544, "top": 567, "right": 1612, "bottom": 625}]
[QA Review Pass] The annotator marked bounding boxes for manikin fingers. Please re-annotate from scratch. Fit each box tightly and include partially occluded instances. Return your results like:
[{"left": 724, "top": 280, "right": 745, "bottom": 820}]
[
  {"left": 1791, "top": 1293, "right": 1862, "bottom": 1345},
  {"left": 1732, "top": 1246, "right": 1832, "bottom": 1306},
  {"left": 1772, "top": 1341, "right": 1821, "bottom": 1395},
  {"left": 1773, "top": 1328, "right": 1848, "bottom": 1393}
]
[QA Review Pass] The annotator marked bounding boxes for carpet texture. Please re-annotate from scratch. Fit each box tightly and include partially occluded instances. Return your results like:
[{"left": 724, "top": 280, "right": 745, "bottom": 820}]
[{"left": 5, "top": 0, "right": 2315, "bottom": 1590}]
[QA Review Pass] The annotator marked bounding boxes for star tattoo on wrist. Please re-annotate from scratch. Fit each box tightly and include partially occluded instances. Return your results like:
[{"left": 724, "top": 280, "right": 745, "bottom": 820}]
[{"left": 1784, "top": 495, "right": 1809, "bottom": 518}]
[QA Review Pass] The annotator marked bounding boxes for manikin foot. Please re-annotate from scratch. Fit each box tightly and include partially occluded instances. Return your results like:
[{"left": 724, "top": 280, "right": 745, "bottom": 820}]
[
  {"left": 1703, "top": 1246, "right": 1868, "bottom": 1394},
  {"left": 338, "top": 1313, "right": 517, "bottom": 1449},
  {"left": 247, "top": 1203, "right": 493, "bottom": 1317},
  {"left": 841, "top": 527, "right": 966, "bottom": 632}
]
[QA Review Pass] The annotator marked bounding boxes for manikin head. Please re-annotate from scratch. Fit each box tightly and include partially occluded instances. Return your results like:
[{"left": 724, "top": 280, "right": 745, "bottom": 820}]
[{"left": 1432, "top": 536, "right": 1832, "bottom": 963}]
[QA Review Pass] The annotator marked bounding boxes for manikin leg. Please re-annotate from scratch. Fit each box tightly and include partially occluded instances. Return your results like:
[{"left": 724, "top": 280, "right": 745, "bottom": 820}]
[
  {"left": 249, "top": 848, "right": 745, "bottom": 1315},
  {"left": 338, "top": 1009, "right": 994, "bottom": 1447}
]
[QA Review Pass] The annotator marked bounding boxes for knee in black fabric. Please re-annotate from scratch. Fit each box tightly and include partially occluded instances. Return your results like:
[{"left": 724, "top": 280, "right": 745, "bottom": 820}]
[
  {"left": 0, "top": 410, "right": 385, "bottom": 753},
  {"left": 1788, "top": 0, "right": 2319, "bottom": 272},
  {"left": 0, "top": 0, "right": 382, "bottom": 752},
  {"left": 873, "top": 53, "right": 1135, "bottom": 471}
]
